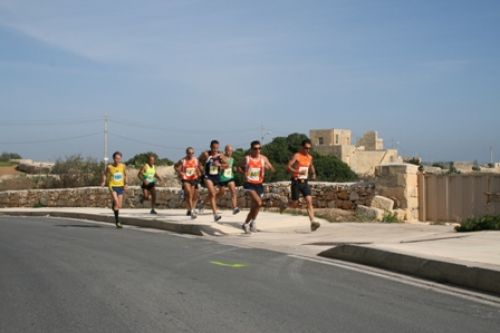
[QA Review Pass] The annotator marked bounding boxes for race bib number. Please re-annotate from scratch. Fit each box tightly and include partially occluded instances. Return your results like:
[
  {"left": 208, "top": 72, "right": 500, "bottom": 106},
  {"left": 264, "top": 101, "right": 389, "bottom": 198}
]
[
  {"left": 185, "top": 167, "right": 195, "bottom": 177},
  {"left": 209, "top": 165, "right": 219, "bottom": 175},
  {"left": 248, "top": 167, "right": 261, "bottom": 181},
  {"left": 113, "top": 172, "right": 123, "bottom": 181},
  {"left": 223, "top": 168, "right": 233, "bottom": 178},
  {"left": 298, "top": 166, "right": 309, "bottom": 179}
]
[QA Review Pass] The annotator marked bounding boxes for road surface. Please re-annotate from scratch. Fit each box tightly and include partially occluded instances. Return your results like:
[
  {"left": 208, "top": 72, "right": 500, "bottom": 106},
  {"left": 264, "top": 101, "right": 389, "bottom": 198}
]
[{"left": 1, "top": 216, "right": 499, "bottom": 333}]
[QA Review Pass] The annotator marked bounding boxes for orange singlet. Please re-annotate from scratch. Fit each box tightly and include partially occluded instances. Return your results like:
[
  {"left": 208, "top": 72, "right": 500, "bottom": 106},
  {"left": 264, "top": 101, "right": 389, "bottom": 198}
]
[
  {"left": 181, "top": 158, "right": 199, "bottom": 181},
  {"left": 245, "top": 156, "right": 265, "bottom": 184},
  {"left": 292, "top": 153, "right": 312, "bottom": 180}
]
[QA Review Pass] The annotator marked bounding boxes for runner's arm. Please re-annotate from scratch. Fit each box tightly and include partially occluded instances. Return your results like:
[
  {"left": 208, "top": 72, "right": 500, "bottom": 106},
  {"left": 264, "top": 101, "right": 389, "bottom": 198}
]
[
  {"left": 137, "top": 165, "right": 145, "bottom": 182},
  {"left": 264, "top": 156, "right": 275, "bottom": 172},
  {"left": 219, "top": 155, "right": 228, "bottom": 169},
  {"left": 310, "top": 159, "right": 317, "bottom": 181},
  {"left": 237, "top": 158, "right": 247, "bottom": 174},
  {"left": 100, "top": 166, "right": 109, "bottom": 187},
  {"left": 123, "top": 167, "right": 128, "bottom": 189},
  {"left": 174, "top": 160, "right": 184, "bottom": 179},
  {"left": 309, "top": 158, "right": 316, "bottom": 180},
  {"left": 287, "top": 154, "right": 299, "bottom": 174},
  {"left": 198, "top": 152, "right": 207, "bottom": 174}
]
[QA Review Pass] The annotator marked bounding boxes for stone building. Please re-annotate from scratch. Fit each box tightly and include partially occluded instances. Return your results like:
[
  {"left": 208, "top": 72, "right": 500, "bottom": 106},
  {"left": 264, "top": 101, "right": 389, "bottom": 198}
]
[{"left": 310, "top": 128, "right": 402, "bottom": 176}]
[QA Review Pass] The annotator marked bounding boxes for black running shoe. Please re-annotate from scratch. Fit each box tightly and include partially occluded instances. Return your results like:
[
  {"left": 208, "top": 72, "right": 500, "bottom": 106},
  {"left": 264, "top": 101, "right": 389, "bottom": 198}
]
[{"left": 311, "top": 221, "right": 320, "bottom": 232}]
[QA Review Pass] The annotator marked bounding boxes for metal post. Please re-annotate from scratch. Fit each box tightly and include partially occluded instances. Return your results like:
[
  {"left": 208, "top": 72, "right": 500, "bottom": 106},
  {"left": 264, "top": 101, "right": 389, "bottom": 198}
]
[{"left": 104, "top": 113, "right": 109, "bottom": 169}]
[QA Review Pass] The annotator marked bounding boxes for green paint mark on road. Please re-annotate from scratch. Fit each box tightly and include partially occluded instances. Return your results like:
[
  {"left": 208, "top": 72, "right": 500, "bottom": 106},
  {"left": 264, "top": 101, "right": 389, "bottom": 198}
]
[{"left": 210, "top": 261, "right": 247, "bottom": 268}]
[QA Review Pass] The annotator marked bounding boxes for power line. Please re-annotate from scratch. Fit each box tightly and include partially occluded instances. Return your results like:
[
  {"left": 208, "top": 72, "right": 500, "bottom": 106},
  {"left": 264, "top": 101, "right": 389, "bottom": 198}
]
[
  {"left": 108, "top": 132, "right": 188, "bottom": 151},
  {"left": 0, "top": 132, "right": 101, "bottom": 144},
  {"left": 109, "top": 118, "right": 260, "bottom": 134},
  {"left": 0, "top": 118, "right": 102, "bottom": 126}
]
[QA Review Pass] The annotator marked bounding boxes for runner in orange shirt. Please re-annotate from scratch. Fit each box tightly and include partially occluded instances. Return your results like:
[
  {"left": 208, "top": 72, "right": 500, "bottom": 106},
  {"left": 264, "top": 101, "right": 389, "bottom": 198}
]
[
  {"left": 239, "top": 140, "right": 275, "bottom": 234},
  {"left": 175, "top": 147, "right": 201, "bottom": 219},
  {"left": 287, "top": 139, "right": 320, "bottom": 231}
]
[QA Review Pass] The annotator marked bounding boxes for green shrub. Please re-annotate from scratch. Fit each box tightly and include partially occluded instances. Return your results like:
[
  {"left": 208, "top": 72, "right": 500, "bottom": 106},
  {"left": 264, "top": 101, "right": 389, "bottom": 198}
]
[
  {"left": 125, "top": 152, "right": 173, "bottom": 168},
  {"left": 455, "top": 215, "right": 500, "bottom": 232},
  {"left": 51, "top": 155, "right": 104, "bottom": 188},
  {"left": 382, "top": 212, "right": 400, "bottom": 223}
]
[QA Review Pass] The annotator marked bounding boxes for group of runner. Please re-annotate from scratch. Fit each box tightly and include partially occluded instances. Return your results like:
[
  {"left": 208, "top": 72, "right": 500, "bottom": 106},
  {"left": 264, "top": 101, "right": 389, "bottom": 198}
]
[{"left": 101, "top": 139, "right": 320, "bottom": 233}]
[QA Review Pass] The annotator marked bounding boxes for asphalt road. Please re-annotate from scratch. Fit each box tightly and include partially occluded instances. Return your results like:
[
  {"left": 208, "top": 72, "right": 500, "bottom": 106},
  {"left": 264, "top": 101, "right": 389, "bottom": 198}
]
[{"left": 1, "top": 216, "right": 499, "bottom": 333}]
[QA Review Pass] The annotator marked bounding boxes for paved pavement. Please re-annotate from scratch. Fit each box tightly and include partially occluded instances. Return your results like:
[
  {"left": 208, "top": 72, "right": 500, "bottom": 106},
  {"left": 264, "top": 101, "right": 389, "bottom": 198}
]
[
  {"left": 1, "top": 216, "right": 500, "bottom": 333},
  {"left": 1, "top": 207, "right": 500, "bottom": 294}
]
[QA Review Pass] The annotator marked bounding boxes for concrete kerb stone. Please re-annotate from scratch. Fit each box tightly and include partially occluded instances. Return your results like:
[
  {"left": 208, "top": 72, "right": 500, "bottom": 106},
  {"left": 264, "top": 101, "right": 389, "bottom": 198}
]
[
  {"left": 318, "top": 244, "right": 500, "bottom": 296},
  {"left": 0, "top": 211, "right": 208, "bottom": 236},
  {"left": 370, "top": 195, "right": 394, "bottom": 211},
  {"left": 356, "top": 205, "right": 385, "bottom": 221}
]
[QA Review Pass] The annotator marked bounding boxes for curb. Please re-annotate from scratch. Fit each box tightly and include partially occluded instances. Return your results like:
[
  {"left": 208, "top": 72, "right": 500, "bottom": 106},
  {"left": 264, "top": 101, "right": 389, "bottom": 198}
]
[
  {"left": 318, "top": 244, "right": 500, "bottom": 296},
  {"left": 0, "top": 211, "right": 227, "bottom": 236}
]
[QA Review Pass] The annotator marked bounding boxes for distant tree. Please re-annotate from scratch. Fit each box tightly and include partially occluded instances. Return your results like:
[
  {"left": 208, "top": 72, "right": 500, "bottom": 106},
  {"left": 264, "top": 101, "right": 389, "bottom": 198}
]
[
  {"left": 447, "top": 162, "right": 461, "bottom": 175},
  {"left": 405, "top": 157, "right": 422, "bottom": 166},
  {"left": 432, "top": 162, "right": 451, "bottom": 169},
  {"left": 125, "top": 152, "right": 173, "bottom": 168},
  {"left": 313, "top": 154, "right": 358, "bottom": 182},
  {"left": 0, "top": 152, "right": 22, "bottom": 161}
]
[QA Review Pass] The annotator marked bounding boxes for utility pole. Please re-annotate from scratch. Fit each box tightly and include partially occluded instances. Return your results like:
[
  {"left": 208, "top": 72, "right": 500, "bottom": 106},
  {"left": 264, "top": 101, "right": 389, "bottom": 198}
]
[
  {"left": 490, "top": 146, "right": 494, "bottom": 164},
  {"left": 104, "top": 113, "right": 109, "bottom": 169},
  {"left": 260, "top": 123, "right": 270, "bottom": 144}
]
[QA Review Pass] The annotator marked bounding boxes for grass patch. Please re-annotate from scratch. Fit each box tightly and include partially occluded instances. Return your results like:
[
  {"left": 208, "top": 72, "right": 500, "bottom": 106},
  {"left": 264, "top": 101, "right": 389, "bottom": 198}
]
[
  {"left": 382, "top": 212, "right": 401, "bottom": 223},
  {"left": 455, "top": 215, "right": 500, "bottom": 232},
  {"left": 33, "top": 201, "right": 47, "bottom": 208},
  {"left": 355, "top": 213, "right": 376, "bottom": 223},
  {"left": 0, "top": 161, "right": 15, "bottom": 167}
]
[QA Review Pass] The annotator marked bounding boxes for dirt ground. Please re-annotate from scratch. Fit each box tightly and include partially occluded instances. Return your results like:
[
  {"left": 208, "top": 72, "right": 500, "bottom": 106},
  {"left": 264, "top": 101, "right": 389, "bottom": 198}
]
[{"left": 0, "top": 166, "right": 19, "bottom": 176}]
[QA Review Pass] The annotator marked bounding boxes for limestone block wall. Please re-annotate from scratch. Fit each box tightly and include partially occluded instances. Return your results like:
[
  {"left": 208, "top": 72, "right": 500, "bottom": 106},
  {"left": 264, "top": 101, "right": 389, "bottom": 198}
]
[
  {"left": 375, "top": 164, "right": 419, "bottom": 220},
  {"left": 0, "top": 182, "right": 375, "bottom": 210}
]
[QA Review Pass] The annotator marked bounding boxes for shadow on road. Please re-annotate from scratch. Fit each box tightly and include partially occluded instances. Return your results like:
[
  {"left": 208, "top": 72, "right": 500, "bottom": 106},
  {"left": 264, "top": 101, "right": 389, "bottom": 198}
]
[{"left": 55, "top": 224, "right": 103, "bottom": 228}]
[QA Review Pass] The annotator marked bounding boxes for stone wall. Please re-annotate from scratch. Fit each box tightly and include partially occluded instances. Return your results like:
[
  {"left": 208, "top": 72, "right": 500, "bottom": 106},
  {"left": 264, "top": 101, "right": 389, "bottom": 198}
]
[
  {"left": 0, "top": 182, "right": 375, "bottom": 210},
  {"left": 375, "top": 164, "right": 419, "bottom": 221}
]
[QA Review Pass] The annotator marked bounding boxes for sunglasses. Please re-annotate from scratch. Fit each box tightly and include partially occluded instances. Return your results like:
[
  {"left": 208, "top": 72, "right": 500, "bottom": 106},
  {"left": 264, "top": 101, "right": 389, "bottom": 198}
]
[
  {"left": 304, "top": 146, "right": 312, "bottom": 150},
  {"left": 252, "top": 146, "right": 262, "bottom": 150}
]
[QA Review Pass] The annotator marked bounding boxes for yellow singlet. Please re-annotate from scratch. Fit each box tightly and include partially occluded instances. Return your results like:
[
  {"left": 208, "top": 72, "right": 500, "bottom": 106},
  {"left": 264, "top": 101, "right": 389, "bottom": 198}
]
[{"left": 107, "top": 163, "right": 126, "bottom": 188}]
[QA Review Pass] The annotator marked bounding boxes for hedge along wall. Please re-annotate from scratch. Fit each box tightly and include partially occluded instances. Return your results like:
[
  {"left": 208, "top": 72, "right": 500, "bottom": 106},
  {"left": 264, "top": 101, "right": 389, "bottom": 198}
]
[{"left": 0, "top": 182, "right": 375, "bottom": 210}]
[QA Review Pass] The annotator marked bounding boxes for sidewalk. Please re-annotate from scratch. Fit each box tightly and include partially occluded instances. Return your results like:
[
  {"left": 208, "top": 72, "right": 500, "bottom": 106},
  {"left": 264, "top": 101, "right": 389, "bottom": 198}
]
[{"left": 1, "top": 207, "right": 499, "bottom": 295}]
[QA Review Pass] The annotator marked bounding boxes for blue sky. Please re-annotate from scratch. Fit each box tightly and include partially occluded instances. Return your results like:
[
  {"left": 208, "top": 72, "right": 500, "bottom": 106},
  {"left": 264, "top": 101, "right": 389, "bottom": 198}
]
[{"left": 1, "top": 0, "right": 499, "bottom": 163}]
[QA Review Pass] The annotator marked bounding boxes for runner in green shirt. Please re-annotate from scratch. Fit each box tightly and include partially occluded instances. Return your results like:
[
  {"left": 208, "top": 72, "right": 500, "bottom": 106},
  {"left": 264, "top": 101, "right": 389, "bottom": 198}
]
[
  {"left": 138, "top": 155, "right": 161, "bottom": 214},
  {"left": 218, "top": 144, "right": 240, "bottom": 215}
]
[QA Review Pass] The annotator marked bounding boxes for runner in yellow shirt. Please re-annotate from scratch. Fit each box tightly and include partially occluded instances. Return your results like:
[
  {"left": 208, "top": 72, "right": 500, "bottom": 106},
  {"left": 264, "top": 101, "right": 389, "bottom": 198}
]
[{"left": 101, "top": 151, "right": 128, "bottom": 228}]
